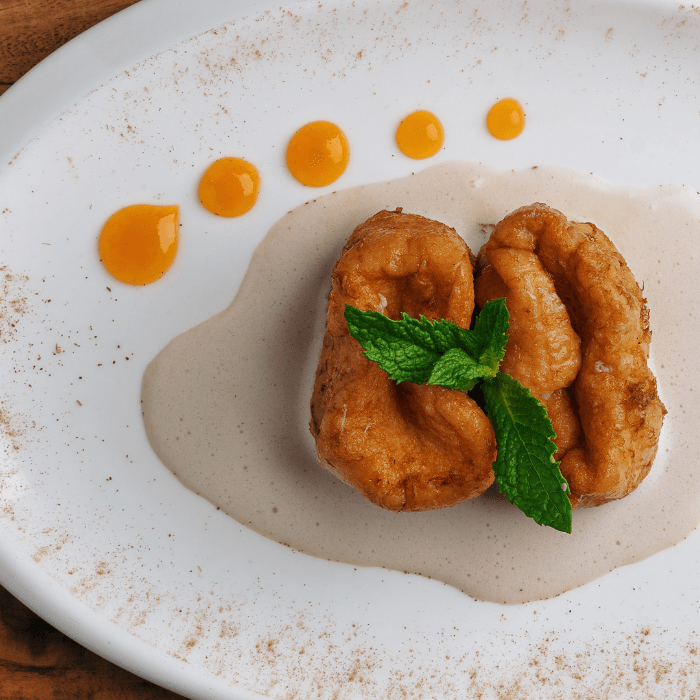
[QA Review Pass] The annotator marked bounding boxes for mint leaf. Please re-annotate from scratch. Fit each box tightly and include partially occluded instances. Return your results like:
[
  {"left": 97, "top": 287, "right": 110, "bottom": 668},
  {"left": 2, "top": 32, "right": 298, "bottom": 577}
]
[
  {"left": 482, "top": 372, "right": 572, "bottom": 533},
  {"left": 427, "top": 348, "right": 492, "bottom": 392},
  {"left": 344, "top": 299, "right": 508, "bottom": 386},
  {"left": 469, "top": 297, "right": 509, "bottom": 374},
  {"left": 343, "top": 306, "right": 445, "bottom": 384}
]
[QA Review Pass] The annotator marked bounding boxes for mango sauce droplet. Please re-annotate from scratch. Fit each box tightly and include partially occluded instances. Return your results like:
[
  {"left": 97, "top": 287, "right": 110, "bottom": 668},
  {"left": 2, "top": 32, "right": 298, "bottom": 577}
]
[
  {"left": 286, "top": 121, "right": 349, "bottom": 187},
  {"left": 395, "top": 110, "right": 444, "bottom": 159},
  {"left": 199, "top": 157, "right": 260, "bottom": 217},
  {"left": 486, "top": 98, "right": 525, "bottom": 140},
  {"left": 99, "top": 204, "right": 179, "bottom": 286}
]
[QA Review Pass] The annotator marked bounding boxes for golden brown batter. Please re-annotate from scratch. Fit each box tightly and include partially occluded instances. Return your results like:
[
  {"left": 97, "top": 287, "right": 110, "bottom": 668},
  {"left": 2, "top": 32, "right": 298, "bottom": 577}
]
[
  {"left": 476, "top": 204, "right": 666, "bottom": 508},
  {"left": 310, "top": 209, "right": 496, "bottom": 511}
]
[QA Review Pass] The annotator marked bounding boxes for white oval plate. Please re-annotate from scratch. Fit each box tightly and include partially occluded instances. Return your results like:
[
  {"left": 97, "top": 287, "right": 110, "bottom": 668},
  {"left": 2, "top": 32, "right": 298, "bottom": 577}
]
[{"left": 1, "top": 0, "right": 700, "bottom": 698}]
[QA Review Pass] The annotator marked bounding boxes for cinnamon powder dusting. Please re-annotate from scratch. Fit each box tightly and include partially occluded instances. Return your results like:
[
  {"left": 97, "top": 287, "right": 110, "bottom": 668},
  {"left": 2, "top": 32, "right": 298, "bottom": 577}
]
[
  {"left": 0, "top": 266, "right": 33, "bottom": 457},
  {"left": 0, "top": 266, "right": 29, "bottom": 345}
]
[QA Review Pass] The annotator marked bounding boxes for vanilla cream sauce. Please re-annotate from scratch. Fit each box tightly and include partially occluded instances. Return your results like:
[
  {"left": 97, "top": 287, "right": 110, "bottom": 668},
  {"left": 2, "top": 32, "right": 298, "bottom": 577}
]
[{"left": 141, "top": 162, "right": 697, "bottom": 604}]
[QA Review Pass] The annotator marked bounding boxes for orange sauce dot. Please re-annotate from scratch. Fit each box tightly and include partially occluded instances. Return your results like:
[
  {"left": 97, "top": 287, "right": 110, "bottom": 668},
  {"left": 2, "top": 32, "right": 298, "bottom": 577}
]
[
  {"left": 99, "top": 204, "right": 178, "bottom": 286},
  {"left": 198, "top": 157, "right": 260, "bottom": 217},
  {"left": 286, "top": 121, "right": 349, "bottom": 187},
  {"left": 487, "top": 98, "right": 525, "bottom": 140},
  {"left": 395, "top": 110, "right": 444, "bottom": 159}
]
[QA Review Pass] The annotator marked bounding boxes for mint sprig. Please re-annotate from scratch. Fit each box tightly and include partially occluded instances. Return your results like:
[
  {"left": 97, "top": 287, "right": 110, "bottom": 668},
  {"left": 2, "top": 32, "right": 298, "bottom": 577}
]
[
  {"left": 482, "top": 373, "right": 572, "bottom": 533},
  {"left": 343, "top": 299, "right": 572, "bottom": 533},
  {"left": 344, "top": 300, "right": 508, "bottom": 391}
]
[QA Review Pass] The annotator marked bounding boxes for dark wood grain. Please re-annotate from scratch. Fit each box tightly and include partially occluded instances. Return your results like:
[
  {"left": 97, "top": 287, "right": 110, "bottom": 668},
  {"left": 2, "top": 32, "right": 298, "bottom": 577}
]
[
  {"left": 0, "top": 586, "right": 186, "bottom": 699},
  {"left": 1, "top": 5, "right": 188, "bottom": 697},
  {"left": 0, "top": 0, "right": 141, "bottom": 92}
]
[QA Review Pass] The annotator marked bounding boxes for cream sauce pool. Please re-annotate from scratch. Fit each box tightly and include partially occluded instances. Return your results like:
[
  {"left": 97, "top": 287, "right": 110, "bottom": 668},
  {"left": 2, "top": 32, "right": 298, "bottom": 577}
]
[{"left": 141, "top": 162, "right": 697, "bottom": 604}]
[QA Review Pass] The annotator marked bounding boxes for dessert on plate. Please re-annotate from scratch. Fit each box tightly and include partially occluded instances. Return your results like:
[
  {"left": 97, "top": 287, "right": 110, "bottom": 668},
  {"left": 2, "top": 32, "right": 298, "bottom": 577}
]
[
  {"left": 311, "top": 204, "right": 666, "bottom": 512},
  {"left": 310, "top": 209, "right": 497, "bottom": 512}
]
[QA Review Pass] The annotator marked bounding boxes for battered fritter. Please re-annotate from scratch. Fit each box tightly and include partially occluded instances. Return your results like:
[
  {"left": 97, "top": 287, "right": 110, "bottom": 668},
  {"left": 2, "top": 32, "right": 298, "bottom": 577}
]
[
  {"left": 310, "top": 209, "right": 497, "bottom": 511},
  {"left": 475, "top": 203, "right": 666, "bottom": 508}
]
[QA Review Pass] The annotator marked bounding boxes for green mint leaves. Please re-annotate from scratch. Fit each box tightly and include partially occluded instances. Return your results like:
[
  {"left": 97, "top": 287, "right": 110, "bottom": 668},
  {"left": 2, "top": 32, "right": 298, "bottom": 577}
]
[
  {"left": 482, "top": 373, "right": 572, "bottom": 533},
  {"left": 344, "top": 300, "right": 508, "bottom": 391},
  {"left": 344, "top": 299, "right": 572, "bottom": 533}
]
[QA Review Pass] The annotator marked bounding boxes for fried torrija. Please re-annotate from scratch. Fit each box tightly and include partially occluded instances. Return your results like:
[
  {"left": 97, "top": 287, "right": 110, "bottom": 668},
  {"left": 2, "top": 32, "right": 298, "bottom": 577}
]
[
  {"left": 476, "top": 204, "right": 666, "bottom": 508},
  {"left": 310, "top": 209, "right": 496, "bottom": 512}
]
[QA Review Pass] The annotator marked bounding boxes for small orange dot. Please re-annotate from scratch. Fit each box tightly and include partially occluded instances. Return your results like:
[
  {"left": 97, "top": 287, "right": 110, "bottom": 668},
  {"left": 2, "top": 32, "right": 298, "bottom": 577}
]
[
  {"left": 487, "top": 98, "right": 525, "bottom": 140},
  {"left": 395, "top": 110, "right": 444, "bottom": 159},
  {"left": 198, "top": 157, "right": 260, "bottom": 217},
  {"left": 286, "top": 121, "right": 349, "bottom": 187},
  {"left": 99, "top": 204, "right": 178, "bottom": 286}
]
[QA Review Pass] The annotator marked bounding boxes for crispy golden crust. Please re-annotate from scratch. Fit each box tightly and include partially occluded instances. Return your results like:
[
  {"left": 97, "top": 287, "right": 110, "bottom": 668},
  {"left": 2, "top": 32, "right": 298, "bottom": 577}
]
[
  {"left": 538, "top": 388, "right": 581, "bottom": 463},
  {"left": 476, "top": 203, "right": 666, "bottom": 508},
  {"left": 475, "top": 247, "right": 582, "bottom": 395},
  {"left": 310, "top": 209, "right": 496, "bottom": 512}
]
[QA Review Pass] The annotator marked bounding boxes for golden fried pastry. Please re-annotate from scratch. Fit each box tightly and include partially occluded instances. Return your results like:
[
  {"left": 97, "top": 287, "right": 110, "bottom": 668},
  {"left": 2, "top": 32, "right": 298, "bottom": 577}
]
[
  {"left": 538, "top": 388, "right": 581, "bottom": 463},
  {"left": 310, "top": 209, "right": 497, "bottom": 511},
  {"left": 475, "top": 245, "right": 584, "bottom": 463},
  {"left": 476, "top": 203, "right": 666, "bottom": 508},
  {"left": 475, "top": 247, "right": 582, "bottom": 395}
]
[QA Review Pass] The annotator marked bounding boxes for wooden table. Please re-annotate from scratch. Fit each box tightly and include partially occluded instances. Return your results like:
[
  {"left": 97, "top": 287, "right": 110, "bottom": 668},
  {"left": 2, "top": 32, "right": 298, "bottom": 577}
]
[{"left": 1, "top": 4, "right": 186, "bottom": 697}]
